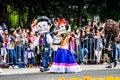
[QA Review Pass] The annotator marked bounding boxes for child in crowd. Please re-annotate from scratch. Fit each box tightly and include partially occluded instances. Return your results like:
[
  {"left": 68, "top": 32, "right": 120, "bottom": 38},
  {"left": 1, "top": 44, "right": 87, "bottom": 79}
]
[{"left": 27, "top": 43, "right": 35, "bottom": 68}]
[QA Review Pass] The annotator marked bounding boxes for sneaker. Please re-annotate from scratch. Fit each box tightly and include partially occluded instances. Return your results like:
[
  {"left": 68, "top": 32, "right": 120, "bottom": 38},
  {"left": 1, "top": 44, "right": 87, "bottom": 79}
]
[
  {"left": 103, "top": 62, "right": 108, "bottom": 65},
  {"left": 0, "top": 68, "right": 3, "bottom": 73},
  {"left": 106, "top": 66, "right": 112, "bottom": 68},
  {"left": 80, "top": 62, "right": 85, "bottom": 65},
  {"left": 96, "top": 62, "right": 100, "bottom": 64},
  {"left": 1, "top": 60, "right": 6, "bottom": 64},
  {"left": 40, "top": 67, "right": 44, "bottom": 72},
  {"left": 116, "top": 61, "right": 119, "bottom": 64},
  {"left": 114, "top": 62, "right": 117, "bottom": 67},
  {"left": 9, "top": 66, "right": 13, "bottom": 69},
  {"left": 14, "top": 65, "right": 19, "bottom": 69}
]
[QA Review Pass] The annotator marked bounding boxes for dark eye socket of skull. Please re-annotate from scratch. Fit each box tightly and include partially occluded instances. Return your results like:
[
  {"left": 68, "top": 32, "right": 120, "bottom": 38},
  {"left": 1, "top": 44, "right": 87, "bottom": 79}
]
[
  {"left": 61, "top": 26, "right": 64, "bottom": 27},
  {"left": 39, "top": 25, "right": 42, "bottom": 28}
]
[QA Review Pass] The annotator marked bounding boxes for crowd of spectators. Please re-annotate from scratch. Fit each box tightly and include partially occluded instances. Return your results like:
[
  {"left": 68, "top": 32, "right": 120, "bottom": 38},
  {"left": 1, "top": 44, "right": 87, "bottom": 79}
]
[{"left": 0, "top": 19, "right": 120, "bottom": 69}]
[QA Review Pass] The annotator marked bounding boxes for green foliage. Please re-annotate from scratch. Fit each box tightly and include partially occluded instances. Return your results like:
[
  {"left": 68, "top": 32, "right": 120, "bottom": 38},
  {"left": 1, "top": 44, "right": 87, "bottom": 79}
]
[
  {"left": 1, "top": 0, "right": 120, "bottom": 29},
  {"left": 10, "top": 13, "right": 19, "bottom": 27},
  {"left": 7, "top": 5, "right": 19, "bottom": 28}
]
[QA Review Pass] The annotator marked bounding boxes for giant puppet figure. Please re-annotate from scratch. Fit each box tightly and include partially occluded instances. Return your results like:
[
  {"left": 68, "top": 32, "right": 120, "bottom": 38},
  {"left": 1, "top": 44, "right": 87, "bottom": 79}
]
[
  {"left": 50, "top": 18, "right": 82, "bottom": 73},
  {"left": 32, "top": 16, "right": 53, "bottom": 72},
  {"left": 104, "top": 19, "right": 119, "bottom": 68}
]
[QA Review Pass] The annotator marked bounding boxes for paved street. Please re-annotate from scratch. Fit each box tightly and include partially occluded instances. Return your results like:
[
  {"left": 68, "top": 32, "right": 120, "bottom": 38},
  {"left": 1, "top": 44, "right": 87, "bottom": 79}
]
[
  {"left": 0, "top": 69, "right": 120, "bottom": 80},
  {"left": 0, "top": 64, "right": 120, "bottom": 80}
]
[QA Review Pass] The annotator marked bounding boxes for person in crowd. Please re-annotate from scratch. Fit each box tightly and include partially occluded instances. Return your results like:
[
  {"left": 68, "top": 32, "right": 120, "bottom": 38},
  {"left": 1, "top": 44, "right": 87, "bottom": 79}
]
[
  {"left": 94, "top": 27, "right": 104, "bottom": 64},
  {"left": 69, "top": 31, "right": 76, "bottom": 58},
  {"left": 16, "top": 28, "right": 25, "bottom": 68},
  {"left": 27, "top": 43, "right": 35, "bottom": 68},
  {"left": 29, "top": 31, "right": 36, "bottom": 43},
  {"left": 115, "top": 32, "right": 120, "bottom": 64},
  {"left": 1, "top": 23, "right": 8, "bottom": 31},
  {"left": 74, "top": 28, "right": 81, "bottom": 62},
  {"left": 50, "top": 32, "right": 82, "bottom": 73},
  {"left": 21, "top": 29, "right": 29, "bottom": 67},
  {"left": 87, "top": 22, "right": 92, "bottom": 28},
  {"left": 84, "top": 27, "right": 95, "bottom": 63},
  {"left": 77, "top": 28, "right": 89, "bottom": 65},
  {"left": 31, "top": 19, "right": 38, "bottom": 33},
  {"left": 53, "top": 17, "right": 59, "bottom": 29},
  {"left": 0, "top": 25, "right": 4, "bottom": 72},
  {"left": 1, "top": 28, "right": 8, "bottom": 64},
  {"left": 7, "top": 28, "right": 18, "bottom": 68}
]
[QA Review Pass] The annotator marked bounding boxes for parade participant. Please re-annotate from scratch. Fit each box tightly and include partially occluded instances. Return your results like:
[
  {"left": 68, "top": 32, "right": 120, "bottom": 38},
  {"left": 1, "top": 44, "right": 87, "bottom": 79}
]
[
  {"left": 32, "top": 16, "right": 53, "bottom": 72},
  {"left": 104, "top": 19, "right": 119, "bottom": 68},
  {"left": 50, "top": 18, "right": 82, "bottom": 73}
]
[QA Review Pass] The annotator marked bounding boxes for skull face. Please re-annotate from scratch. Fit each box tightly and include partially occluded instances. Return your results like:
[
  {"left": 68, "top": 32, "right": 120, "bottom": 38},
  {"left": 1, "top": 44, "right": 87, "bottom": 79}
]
[
  {"left": 57, "top": 18, "right": 71, "bottom": 34},
  {"left": 57, "top": 24, "right": 66, "bottom": 34},
  {"left": 37, "top": 16, "right": 51, "bottom": 34}
]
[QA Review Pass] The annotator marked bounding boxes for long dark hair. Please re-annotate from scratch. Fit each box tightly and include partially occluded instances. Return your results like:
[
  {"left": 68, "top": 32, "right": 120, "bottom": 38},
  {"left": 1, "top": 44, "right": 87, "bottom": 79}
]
[{"left": 9, "top": 28, "right": 15, "bottom": 35}]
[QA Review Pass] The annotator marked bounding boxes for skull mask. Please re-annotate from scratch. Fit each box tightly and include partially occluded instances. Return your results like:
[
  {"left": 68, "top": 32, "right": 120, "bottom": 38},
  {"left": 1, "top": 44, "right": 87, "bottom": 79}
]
[
  {"left": 37, "top": 16, "right": 51, "bottom": 34},
  {"left": 57, "top": 18, "right": 71, "bottom": 34}
]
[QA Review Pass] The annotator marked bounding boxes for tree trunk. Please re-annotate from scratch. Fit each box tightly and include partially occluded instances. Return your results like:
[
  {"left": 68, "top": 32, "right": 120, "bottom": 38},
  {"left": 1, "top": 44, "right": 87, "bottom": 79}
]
[
  {"left": 77, "top": 0, "right": 83, "bottom": 28},
  {"left": 0, "top": 1, "right": 8, "bottom": 24},
  {"left": 26, "top": 4, "right": 34, "bottom": 30}
]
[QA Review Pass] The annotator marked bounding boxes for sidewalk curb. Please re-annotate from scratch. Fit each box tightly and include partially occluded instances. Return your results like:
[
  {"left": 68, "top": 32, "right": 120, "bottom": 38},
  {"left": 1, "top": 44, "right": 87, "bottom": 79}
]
[{"left": 0, "top": 64, "right": 120, "bottom": 75}]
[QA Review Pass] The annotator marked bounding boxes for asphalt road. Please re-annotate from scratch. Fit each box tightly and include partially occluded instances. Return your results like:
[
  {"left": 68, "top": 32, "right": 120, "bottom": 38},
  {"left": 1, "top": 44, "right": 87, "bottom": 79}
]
[{"left": 0, "top": 69, "right": 120, "bottom": 80}]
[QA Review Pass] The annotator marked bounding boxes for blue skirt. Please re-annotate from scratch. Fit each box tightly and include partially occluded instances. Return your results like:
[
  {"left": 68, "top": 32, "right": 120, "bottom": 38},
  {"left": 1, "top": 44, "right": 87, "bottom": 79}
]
[{"left": 50, "top": 48, "right": 82, "bottom": 73}]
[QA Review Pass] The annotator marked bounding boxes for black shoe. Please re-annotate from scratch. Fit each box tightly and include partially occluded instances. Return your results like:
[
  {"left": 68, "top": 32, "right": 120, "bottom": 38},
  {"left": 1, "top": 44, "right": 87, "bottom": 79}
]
[
  {"left": 106, "top": 66, "right": 112, "bottom": 68},
  {"left": 114, "top": 62, "right": 117, "bottom": 67},
  {"left": 40, "top": 68, "right": 49, "bottom": 72},
  {"left": 44, "top": 68, "right": 49, "bottom": 71},
  {"left": 40, "top": 67, "right": 44, "bottom": 72},
  {"left": 40, "top": 68, "right": 44, "bottom": 72}
]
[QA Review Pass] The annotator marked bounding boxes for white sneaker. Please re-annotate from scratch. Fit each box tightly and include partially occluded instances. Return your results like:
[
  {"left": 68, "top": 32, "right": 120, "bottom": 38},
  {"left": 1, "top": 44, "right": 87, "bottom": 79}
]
[
  {"left": 9, "top": 66, "right": 13, "bottom": 69},
  {"left": 103, "top": 62, "right": 108, "bottom": 65},
  {"left": 14, "top": 65, "right": 19, "bottom": 69},
  {"left": 0, "top": 68, "right": 3, "bottom": 73},
  {"left": 117, "top": 61, "right": 119, "bottom": 64}
]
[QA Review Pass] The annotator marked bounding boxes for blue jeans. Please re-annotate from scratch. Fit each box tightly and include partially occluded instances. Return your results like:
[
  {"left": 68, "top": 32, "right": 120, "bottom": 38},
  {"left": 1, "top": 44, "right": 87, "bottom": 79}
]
[
  {"left": 79, "top": 48, "right": 88, "bottom": 64},
  {"left": 115, "top": 43, "right": 120, "bottom": 62},
  {"left": 16, "top": 46, "right": 25, "bottom": 62},
  {"left": 28, "top": 57, "right": 35, "bottom": 65},
  {"left": 16, "top": 46, "right": 25, "bottom": 68},
  {"left": 9, "top": 49, "right": 17, "bottom": 65},
  {"left": 41, "top": 44, "right": 50, "bottom": 68}
]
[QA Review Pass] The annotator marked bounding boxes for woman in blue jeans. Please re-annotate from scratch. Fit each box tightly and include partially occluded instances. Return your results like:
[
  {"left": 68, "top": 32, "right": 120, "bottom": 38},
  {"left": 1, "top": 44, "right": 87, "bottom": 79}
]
[
  {"left": 115, "top": 34, "right": 120, "bottom": 63},
  {"left": 7, "top": 28, "right": 18, "bottom": 68}
]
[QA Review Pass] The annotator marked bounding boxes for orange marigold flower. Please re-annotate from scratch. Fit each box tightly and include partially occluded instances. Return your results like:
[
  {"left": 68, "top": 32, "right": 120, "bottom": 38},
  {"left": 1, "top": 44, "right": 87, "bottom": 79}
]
[
  {"left": 69, "top": 77, "right": 80, "bottom": 80},
  {"left": 82, "top": 76, "right": 92, "bottom": 80},
  {"left": 58, "top": 77, "right": 66, "bottom": 80}
]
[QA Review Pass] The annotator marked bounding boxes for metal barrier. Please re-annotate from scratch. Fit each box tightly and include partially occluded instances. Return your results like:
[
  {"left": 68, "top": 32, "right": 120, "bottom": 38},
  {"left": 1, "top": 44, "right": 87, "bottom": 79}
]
[{"left": 0, "top": 37, "right": 120, "bottom": 68}]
